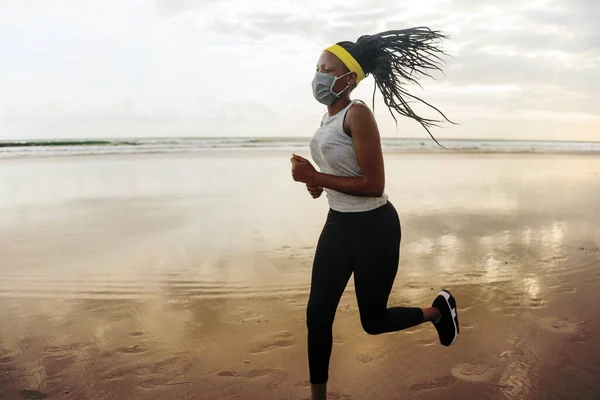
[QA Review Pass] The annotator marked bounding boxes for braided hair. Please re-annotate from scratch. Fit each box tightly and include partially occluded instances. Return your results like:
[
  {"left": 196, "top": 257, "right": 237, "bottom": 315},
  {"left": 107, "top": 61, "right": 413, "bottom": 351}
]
[{"left": 337, "top": 27, "right": 454, "bottom": 146}]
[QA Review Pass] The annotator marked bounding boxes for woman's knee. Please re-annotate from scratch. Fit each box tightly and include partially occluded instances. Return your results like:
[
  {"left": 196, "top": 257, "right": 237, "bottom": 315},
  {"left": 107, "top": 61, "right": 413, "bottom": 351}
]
[
  {"left": 360, "top": 316, "right": 386, "bottom": 335},
  {"left": 306, "top": 305, "right": 334, "bottom": 332}
]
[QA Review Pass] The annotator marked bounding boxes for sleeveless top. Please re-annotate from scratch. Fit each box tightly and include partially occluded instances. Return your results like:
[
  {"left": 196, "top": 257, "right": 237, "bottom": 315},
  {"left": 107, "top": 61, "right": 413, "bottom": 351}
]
[{"left": 309, "top": 100, "right": 388, "bottom": 213}]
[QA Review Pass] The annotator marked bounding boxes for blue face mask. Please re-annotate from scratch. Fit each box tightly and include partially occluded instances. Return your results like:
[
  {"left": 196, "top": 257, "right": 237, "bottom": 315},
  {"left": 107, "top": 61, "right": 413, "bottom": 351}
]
[{"left": 311, "top": 71, "right": 352, "bottom": 105}]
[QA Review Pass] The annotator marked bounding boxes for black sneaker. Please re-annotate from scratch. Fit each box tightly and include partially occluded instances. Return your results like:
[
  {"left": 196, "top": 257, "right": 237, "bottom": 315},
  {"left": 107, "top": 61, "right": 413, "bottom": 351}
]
[{"left": 432, "top": 290, "right": 459, "bottom": 346}]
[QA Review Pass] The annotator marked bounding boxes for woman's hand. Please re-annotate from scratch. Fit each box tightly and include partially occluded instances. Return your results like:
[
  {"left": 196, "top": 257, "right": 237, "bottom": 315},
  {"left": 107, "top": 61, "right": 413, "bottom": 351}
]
[
  {"left": 306, "top": 183, "right": 323, "bottom": 199},
  {"left": 290, "top": 154, "right": 318, "bottom": 184}
]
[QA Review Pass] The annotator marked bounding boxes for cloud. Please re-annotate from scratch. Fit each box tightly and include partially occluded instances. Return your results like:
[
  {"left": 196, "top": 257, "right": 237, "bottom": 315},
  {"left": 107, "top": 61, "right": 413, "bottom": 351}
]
[
  {"left": 207, "top": 10, "right": 389, "bottom": 44},
  {"left": 155, "top": 0, "right": 224, "bottom": 17},
  {"left": 0, "top": 0, "right": 598, "bottom": 140}
]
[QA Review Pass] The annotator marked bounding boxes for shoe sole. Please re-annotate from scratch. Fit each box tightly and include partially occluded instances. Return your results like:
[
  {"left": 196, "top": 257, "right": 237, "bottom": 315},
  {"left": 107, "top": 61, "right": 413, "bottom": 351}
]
[{"left": 440, "top": 290, "right": 458, "bottom": 346}]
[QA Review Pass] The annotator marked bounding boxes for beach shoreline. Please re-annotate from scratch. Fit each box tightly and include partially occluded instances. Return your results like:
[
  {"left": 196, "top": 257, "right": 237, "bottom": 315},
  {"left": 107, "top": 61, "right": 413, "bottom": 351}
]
[{"left": 1, "top": 137, "right": 600, "bottom": 160}]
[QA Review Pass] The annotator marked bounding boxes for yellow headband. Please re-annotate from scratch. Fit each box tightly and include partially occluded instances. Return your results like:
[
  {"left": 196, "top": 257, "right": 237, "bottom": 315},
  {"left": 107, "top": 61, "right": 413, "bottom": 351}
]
[{"left": 325, "top": 44, "right": 366, "bottom": 84}]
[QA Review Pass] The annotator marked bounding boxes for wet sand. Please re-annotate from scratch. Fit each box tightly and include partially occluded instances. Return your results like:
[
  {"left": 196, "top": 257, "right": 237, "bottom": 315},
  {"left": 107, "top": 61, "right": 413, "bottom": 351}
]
[{"left": 1, "top": 152, "right": 600, "bottom": 399}]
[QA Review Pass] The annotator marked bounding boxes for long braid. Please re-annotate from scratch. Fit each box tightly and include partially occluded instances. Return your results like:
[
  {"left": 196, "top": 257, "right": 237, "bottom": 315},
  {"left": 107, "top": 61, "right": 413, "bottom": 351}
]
[{"left": 338, "top": 27, "right": 454, "bottom": 146}]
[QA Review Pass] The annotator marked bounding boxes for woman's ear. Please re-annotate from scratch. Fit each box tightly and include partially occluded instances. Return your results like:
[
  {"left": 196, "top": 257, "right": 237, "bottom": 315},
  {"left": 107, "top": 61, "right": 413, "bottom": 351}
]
[{"left": 347, "top": 72, "right": 358, "bottom": 86}]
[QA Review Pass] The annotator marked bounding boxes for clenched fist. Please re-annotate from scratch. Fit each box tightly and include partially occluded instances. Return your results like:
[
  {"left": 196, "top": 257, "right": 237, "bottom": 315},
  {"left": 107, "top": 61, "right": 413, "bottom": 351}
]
[
  {"left": 290, "top": 154, "right": 317, "bottom": 184},
  {"left": 306, "top": 183, "right": 323, "bottom": 199}
]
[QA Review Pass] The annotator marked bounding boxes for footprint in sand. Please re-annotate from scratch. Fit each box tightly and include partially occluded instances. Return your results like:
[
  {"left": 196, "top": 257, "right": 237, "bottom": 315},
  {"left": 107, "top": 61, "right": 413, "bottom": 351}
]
[
  {"left": 217, "top": 368, "right": 287, "bottom": 390},
  {"left": 217, "top": 370, "right": 239, "bottom": 377},
  {"left": 404, "top": 282, "right": 428, "bottom": 289},
  {"left": 464, "top": 272, "right": 485, "bottom": 278},
  {"left": 496, "top": 349, "right": 531, "bottom": 360},
  {"left": 43, "top": 352, "right": 77, "bottom": 372},
  {"left": 557, "top": 286, "right": 577, "bottom": 295},
  {"left": 119, "top": 345, "right": 147, "bottom": 354},
  {"left": 321, "top": 393, "right": 352, "bottom": 400},
  {"left": 102, "top": 356, "right": 183, "bottom": 386},
  {"left": 410, "top": 375, "right": 458, "bottom": 391},
  {"left": 245, "top": 369, "right": 282, "bottom": 378},
  {"left": 503, "top": 295, "right": 521, "bottom": 302},
  {"left": 225, "top": 308, "right": 262, "bottom": 324},
  {"left": 356, "top": 354, "right": 374, "bottom": 364},
  {"left": 537, "top": 317, "right": 580, "bottom": 334},
  {"left": 101, "top": 369, "right": 127, "bottom": 381},
  {"left": 295, "top": 381, "right": 353, "bottom": 400},
  {"left": 0, "top": 351, "right": 17, "bottom": 375},
  {"left": 129, "top": 331, "right": 144, "bottom": 337},
  {"left": 462, "top": 322, "right": 476, "bottom": 329},
  {"left": 333, "top": 334, "right": 346, "bottom": 344},
  {"left": 249, "top": 330, "right": 294, "bottom": 354},
  {"left": 0, "top": 347, "right": 16, "bottom": 362},
  {"left": 0, "top": 355, "right": 16, "bottom": 365},
  {"left": 529, "top": 297, "right": 546, "bottom": 309},
  {"left": 451, "top": 362, "right": 495, "bottom": 382},
  {"left": 338, "top": 304, "right": 356, "bottom": 313},
  {"left": 540, "top": 256, "right": 566, "bottom": 264},
  {"left": 417, "top": 339, "right": 436, "bottom": 347},
  {"left": 19, "top": 390, "right": 47, "bottom": 400},
  {"left": 297, "top": 389, "right": 352, "bottom": 400}
]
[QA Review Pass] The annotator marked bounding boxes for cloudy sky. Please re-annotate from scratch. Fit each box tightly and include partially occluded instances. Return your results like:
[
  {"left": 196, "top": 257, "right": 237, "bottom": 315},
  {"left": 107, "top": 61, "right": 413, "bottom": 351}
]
[{"left": 1, "top": 0, "right": 598, "bottom": 141}]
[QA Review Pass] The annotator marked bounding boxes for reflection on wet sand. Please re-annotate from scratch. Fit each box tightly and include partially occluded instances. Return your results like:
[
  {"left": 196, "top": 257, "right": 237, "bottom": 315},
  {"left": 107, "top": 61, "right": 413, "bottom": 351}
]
[{"left": 0, "top": 153, "right": 599, "bottom": 399}]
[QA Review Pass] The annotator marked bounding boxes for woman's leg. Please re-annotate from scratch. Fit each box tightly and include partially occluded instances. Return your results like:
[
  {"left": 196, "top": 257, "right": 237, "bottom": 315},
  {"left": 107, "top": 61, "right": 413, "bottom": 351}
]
[
  {"left": 307, "top": 212, "right": 353, "bottom": 392},
  {"left": 353, "top": 254, "right": 427, "bottom": 334},
  {"left": 353, "top": 203, "right": 431, "bottom": 334}
]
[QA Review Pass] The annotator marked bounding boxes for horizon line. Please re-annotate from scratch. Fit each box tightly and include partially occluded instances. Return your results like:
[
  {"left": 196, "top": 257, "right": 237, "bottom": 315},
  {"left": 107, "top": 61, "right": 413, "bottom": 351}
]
[{"left": 1, "top": 136, "right": 598, "bottom": 144}]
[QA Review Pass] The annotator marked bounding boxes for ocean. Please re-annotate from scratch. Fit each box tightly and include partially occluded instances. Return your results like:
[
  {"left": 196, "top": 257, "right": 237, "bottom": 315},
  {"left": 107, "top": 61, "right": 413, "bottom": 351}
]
[{"left": 1, "top": 137, "right": 599, "bottom": 158}]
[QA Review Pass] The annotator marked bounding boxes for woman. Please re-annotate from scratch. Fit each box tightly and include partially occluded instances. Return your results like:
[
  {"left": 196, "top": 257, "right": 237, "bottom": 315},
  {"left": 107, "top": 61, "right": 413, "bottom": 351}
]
[{"left": 290, "top": 28, "right": 459, "bottom": 400}]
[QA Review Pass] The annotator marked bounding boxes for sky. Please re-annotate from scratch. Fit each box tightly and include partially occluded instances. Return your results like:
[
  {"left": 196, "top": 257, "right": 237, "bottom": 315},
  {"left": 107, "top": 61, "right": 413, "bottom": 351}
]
[{"left": 0, "top": 0, "right": 599, "bottom": 141}]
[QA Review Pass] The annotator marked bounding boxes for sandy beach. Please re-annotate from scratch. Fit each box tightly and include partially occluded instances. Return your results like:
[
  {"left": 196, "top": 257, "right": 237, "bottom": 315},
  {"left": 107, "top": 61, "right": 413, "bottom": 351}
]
[{"left": 1, "top": 151, "right": 600, "bottom": 400}]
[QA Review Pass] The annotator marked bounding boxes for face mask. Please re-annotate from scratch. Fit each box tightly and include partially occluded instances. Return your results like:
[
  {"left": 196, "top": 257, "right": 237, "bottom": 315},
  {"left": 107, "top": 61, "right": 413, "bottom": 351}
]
[{"left": 312, "top": 71, "right": 352, "bottom": 105}]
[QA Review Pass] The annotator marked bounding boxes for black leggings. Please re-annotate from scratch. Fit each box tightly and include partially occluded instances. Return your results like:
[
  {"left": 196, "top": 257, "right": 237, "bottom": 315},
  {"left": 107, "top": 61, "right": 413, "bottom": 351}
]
[{"left": 306, "top": 201, "right": 424, "bottom": 384}]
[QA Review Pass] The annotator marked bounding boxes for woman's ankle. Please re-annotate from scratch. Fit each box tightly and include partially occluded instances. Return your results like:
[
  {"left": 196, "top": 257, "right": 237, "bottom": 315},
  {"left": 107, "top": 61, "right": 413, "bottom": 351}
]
[
  {"left": 311, "top": 382, "right": 327, "bottom": 400},
  {"left": 422, "top": 306, "right": 441, "bottom": 323}
]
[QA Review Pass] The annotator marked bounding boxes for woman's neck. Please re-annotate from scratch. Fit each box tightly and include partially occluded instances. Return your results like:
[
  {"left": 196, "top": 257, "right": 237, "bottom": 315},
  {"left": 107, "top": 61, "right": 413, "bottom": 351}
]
[{"left": 327, "top": 97, "right": 352, "bottom": 116}]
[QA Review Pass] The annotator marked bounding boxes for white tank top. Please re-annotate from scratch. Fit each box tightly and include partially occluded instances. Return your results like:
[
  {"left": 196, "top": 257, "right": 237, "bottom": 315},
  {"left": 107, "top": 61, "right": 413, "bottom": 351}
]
[{"left": 309, "top": 100, "right": 388, "bottom": 213}]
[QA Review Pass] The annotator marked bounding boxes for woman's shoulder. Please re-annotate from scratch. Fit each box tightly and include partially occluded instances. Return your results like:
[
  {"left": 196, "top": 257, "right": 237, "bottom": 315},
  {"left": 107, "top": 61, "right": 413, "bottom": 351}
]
[
  {"left": 342, "top": 100, "right": 377, "bottom": 137},
  {"left": 347, "top": 99, "right": 374, "bottom": 119}
]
